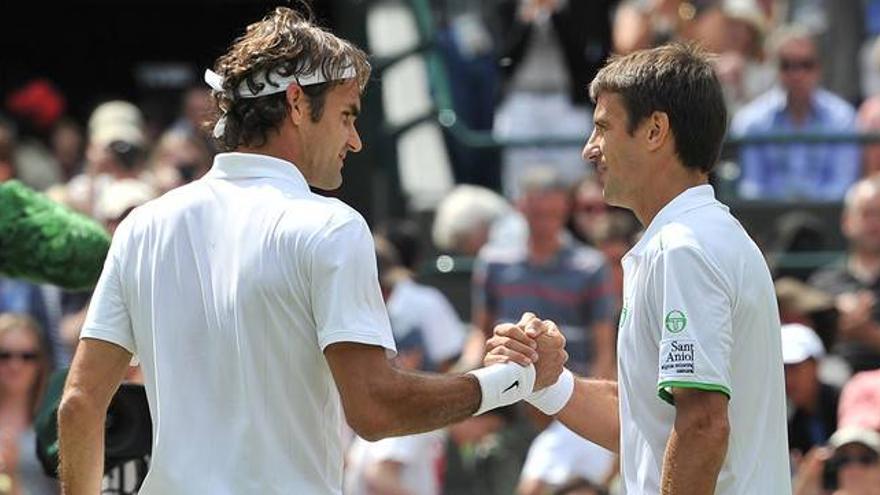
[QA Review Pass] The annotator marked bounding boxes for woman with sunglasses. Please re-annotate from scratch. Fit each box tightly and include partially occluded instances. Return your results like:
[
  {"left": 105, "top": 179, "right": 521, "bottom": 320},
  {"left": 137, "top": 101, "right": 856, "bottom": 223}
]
[{"left": 0, "top": 313, "right": 57, "bottom": 494}]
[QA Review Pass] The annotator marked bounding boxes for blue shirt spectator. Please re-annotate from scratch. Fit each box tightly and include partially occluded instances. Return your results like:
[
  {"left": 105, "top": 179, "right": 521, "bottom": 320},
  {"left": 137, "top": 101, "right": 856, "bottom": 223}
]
[
  {"left": 731, "top": 87, "right": 860, "bottom": 200},
  {"left": 730, "top": 25, "right": 861, "bottom": 201}
]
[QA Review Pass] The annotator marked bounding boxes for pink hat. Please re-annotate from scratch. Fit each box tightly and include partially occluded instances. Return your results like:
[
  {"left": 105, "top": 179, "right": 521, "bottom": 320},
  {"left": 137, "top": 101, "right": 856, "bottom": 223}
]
[{"left": 838, "top": 369, "right": 880, "bottom": 431}]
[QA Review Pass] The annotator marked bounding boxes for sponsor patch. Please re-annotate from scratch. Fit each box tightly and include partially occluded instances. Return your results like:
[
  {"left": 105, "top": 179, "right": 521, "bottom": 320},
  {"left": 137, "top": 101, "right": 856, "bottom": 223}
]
[{"left": 660, "top": 338, "right": 695, "bottom": 375}]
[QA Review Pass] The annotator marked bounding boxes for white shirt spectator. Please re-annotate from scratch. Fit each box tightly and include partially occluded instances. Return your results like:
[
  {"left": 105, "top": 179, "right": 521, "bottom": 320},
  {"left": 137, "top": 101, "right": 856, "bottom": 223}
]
[
  {"left": 81, "top": 152, "right": 396, "bottom": 494},
  {"left": 520, "top": 421, "right": 614, "bottom": 487},
  {"left": 387, "top": 278, "right": 465, "bottom": 368},
  {"left": 344, "top": 430, "right": 445, "bottom": 495}
]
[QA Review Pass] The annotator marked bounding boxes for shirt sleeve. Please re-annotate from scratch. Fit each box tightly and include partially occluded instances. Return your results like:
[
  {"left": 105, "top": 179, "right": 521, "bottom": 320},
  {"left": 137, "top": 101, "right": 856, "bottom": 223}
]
[
  {"left": 310, "top": 213, "right": 396, "bottom": 354},
  {"left": 650, "top": 243, "right": 734, "bottom": 405},
  {"left": 80, "top": 226, "right": 136, "bottom": 357}
]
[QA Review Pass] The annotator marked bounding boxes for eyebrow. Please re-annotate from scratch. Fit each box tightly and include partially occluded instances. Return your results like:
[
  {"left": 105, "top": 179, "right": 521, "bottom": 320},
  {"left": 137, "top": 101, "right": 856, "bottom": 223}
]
[{"left": 345, "top": 104, "right": 360, "bottom": 117}]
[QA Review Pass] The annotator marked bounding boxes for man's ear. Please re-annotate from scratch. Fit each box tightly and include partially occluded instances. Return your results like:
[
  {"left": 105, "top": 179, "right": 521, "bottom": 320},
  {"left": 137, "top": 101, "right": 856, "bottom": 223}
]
[
  {"left": 286, "top": 84, "right": 307, "bottom": 126},
  {"left": 645, "top": 111, "right": 671, "bottom": 152}
]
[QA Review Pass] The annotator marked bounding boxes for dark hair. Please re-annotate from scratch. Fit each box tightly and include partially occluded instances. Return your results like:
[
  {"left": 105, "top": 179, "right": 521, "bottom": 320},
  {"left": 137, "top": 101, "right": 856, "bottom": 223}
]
[
  {"left": 378, "top": 220, "right": 423, "bottom": 271},
  {"left": 589, "top": 42, "right": 728, "bottom": 174},
  {"left": 209, "top": 6, "right": 371, "bottom": 151}
]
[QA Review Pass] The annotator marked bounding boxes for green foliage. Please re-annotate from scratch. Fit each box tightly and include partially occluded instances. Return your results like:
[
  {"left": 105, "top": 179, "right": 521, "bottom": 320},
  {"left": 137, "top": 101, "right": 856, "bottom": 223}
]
[{"left": 0, "top": 180, "right": 110, "bottom": 290}]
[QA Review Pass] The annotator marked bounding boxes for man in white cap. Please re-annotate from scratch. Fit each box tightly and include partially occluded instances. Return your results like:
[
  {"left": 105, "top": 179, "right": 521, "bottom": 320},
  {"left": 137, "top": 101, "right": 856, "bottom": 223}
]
[
  {"left": 782, "top": 323, "right": 841, "bottom": 457},
  {"left": 826, "top": 427, "right": 880, "bottom": 493}
]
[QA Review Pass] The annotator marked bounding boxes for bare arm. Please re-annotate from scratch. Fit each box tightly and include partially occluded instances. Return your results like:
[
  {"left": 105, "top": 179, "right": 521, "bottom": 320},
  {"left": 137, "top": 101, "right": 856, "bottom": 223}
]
[
  {"left": 59, "top": 338, "right": 132, "bottom": 494},
  {"left": 556, "top": 378, "right": 620, "bottom": 453},
  {"left": 325, "top": 342, "right": 481, "bottom": 441},
  {"left": 326, "top": 314, "right": 563, "bottom": 441},
  {"left": 660, "top": 388, "right": 730, "bottom": 495}
]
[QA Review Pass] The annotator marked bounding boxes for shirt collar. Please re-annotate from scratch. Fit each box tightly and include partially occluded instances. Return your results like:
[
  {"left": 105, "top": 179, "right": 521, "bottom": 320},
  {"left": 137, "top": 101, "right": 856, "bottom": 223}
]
[
  {"left": 204, "top": 152, "right": 310, "bottom": 193},
  {"left": 625, "top": 184, "right": 721, "bottom": 259}
]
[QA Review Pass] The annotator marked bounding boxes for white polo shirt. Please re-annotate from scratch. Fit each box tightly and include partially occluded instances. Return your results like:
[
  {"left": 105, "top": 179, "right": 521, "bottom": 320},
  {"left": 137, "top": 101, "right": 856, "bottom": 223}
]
[
  {"left": 616, "top": 185, "right": 790, "bottom": 494},
  {"left": 81, "top": 152, "right": 396, "bottom": 494}
]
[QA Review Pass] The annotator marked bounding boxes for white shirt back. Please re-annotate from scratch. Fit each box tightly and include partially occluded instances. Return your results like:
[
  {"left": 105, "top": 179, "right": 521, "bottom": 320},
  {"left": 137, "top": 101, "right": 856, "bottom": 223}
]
[
  {"left": 81, "top": 153, "right": 396, "bottom": 494},
  {"left": 617, "top": 185, "right": 790, "bottom": 494}
]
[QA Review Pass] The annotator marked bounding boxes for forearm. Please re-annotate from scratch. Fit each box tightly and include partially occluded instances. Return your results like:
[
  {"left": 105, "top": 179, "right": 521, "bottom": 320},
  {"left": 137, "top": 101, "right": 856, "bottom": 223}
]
[
  {"left": 660, "top": 426, "right": 728, "bottom": 494},
  {"left": 556, "top": 377, "right": 619, "bottom": 452},
  {"left": 58, "top": 395, "right": 106, "bottom": 494},
  {"left": 359, "top": 369, "right": 481, "bottom": 439}
]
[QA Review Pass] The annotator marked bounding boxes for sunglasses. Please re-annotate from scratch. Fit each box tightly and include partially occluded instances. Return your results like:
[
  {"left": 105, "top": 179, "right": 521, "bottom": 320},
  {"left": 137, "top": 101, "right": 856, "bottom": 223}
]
[
  {"left": 0, "top": 351, "right": 40, "bottom": 362},
  {"left": 780, "top": 58, "right": 818, "bottom": 72},
  {"left": 833, "top": 452, "right": 879, "bottom": 468}
]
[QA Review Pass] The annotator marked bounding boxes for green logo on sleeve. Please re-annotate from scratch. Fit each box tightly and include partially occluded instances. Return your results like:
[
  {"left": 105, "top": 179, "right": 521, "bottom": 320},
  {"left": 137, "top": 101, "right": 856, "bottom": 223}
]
[{"left": 664, "top": 310, "right": 687, "bottom": 333}]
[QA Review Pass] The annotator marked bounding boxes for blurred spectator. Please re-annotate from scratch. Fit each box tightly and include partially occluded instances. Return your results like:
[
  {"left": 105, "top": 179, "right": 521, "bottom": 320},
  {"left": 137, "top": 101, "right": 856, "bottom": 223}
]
[
  {"left": 567, "top": 175, "right": 608, "bottom": 246},
  {"left": 731, "top": 24, "right": 860, "bottom": 200},
  {"left": 793, "top": 427, "right": 880, "bottom": 495},
  {"left": 441, "top": 406, "right": 527, "bottom": 495},
  {"left": 838, "top": 369, "right": 880, "bottom": 432},
  {"left": 0, "top": 314, "right": 57, "bottom": 495},
  {"left": 149, "top": 130, "right": 212, "bottom": 193},
  {"left": 63, "top": 100, "right": 147, "bottom": 216},
  {"left": 49, "top": 118, "right": 85, "bottom": 183},
  {"left": 588, "top": 211, "right": 640, "bottom": 316},
  {"left": 472, "top": 167, "right": 615, "bottom": 379},
  {"left": 768, "top": 211, "right": 832, "bottom": 281},
  {"left": 95, "top": 179, "right": 158, "bottom": 235},
  {"left": 432, "top": 0, "right": 502, "bottom": 189},
  {"left": 432, "top": 184, "right": 514, "bottom": 256},
  {"left": 5, "top": 79, "right": 67, "bottom": 191},
  {"left": 552, "top": 477, "right": 608, "bottom": 495},
  {"left": 0, "top": 279, "right": 64, "bottom": 370},
  {"left": 518, "top": 421, "right": 615, "bottom": 495},
  {"left": 493, "top": 0, "right": 612, "bottom": 198},
  {"left": 858, "top": 96, "right": 880, "bottom": 177},
  {"left": 782, "top": 323, "right": 839, "bottom": 456},
  {"left": 810, "top": 177, "right": 880, "bottom": 372},
  {"left": 378, "top": 219, "right": 425, "bottom": 273},
  {"left": 170, "top": 87, "right": 213, "bottom": 139},
  {"left": 0, "top": 116, "right": 17, "bottom": 182},
  {"left": 374, "top": 235, "right": 465, "bottom": 372},
  {"left": 775, "top": 277, "right": 838, "bottom": 352}
]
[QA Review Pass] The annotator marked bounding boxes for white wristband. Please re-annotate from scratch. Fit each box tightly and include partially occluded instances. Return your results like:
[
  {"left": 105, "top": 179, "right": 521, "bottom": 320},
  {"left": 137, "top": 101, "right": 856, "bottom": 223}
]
[
  {"left": 467, "top": 363, "right": 536, "bottom": 416},
  {"left": 526, "top": 368, "right": 575, "bottom": 415}
]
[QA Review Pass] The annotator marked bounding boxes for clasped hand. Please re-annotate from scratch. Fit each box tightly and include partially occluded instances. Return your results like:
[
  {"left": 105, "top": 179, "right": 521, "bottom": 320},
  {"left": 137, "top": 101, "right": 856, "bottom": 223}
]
[{"left": 484, "top": 312, "right": 567, "bottom": 391}]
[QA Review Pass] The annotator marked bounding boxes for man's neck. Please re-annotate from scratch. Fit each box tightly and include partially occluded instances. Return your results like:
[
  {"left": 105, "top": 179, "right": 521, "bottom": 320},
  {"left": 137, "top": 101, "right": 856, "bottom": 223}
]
[
  {"left": 849, "top": 251, "right": 880, "bottom": 284},
  {"left": 238, "top": 131, "right": 309, "bottom": 180},
  {"left": 632, "top": 166, "right": 709, "bottom": 227},
  {"left": 786, "top": 95, "right": 813, "bottom": 126},
  {"left": 528, "top": 234, "right": 562, "bottom": 264}
]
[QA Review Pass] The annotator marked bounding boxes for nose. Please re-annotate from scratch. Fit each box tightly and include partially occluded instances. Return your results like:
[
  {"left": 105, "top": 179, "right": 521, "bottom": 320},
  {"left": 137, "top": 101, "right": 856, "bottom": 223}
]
[
  {"left": 348, "top": 126, "right": 363, "bottom": 153},
  {"left": 582, "top": 136, "right": 600, "bottom": 163}
]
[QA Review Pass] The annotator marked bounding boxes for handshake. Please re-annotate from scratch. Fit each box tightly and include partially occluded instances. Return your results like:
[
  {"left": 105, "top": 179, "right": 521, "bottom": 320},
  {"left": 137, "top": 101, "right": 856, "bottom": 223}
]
[{"left": 469, "top": 312, "right": 574, "bottom": 416}]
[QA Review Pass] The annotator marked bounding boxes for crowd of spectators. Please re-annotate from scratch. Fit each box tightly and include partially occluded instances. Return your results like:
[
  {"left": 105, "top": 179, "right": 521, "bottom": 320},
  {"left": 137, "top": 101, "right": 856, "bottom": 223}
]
[{"left": 4, "top": 0, "right": 880, "bottom": 494}]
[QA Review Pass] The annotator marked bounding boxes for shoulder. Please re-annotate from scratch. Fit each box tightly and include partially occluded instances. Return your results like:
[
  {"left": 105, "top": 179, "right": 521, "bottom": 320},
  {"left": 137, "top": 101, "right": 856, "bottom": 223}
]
[
  {"left": 815, "top": 89, "right": 857, "bottom": 124},
  {"left": 477, "top": 243, "right": 526, "bottom": 265},
  {"left": 565, "top": 242, "right": 608, "bottom": 273},
  {"left": 730, "top": 88, "right": 784, "bottom": 134}
]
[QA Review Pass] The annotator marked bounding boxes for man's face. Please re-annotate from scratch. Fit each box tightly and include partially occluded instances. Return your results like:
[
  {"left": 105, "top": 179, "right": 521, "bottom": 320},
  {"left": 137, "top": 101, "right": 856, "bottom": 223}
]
[
  {"left": 844, "top": 186, "right": 880, "bottom": 254},
  {"left": 299, "top": 79, "right": 363, "bottom": 190},
  {"left": 583, "top": 93, "right": 646, "bottom": 210},
  {"left": 835, "top": 443, "right": 880, "bottom": 493},
  {"left": 778, "top": 38, "right": 821, "bottom": 105},
  {"left": 518, "top": 188, "right": 570, "bottom": 241},
  {"left": 783, "top": 359, "right": 817, "bottom": 408}
]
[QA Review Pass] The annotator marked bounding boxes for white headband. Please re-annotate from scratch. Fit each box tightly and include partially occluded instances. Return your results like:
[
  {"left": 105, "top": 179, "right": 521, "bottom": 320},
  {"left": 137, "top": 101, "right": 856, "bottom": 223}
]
[{"left": 205, "top": 64, "right": 357, "bottom": 138}]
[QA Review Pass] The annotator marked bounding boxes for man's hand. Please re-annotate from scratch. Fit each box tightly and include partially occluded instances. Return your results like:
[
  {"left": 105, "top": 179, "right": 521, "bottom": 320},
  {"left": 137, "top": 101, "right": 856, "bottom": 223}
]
[{"left": 484, "top": 312, "right": 567, "bottom": 391}]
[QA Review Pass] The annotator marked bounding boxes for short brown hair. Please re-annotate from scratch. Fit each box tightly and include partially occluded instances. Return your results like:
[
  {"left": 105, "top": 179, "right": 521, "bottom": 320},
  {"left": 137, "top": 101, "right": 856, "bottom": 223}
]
[
  {"left": 590, "top": 43, "right": 728, "bottom": 174},
  {"left": 209, "top": 6, "right": 371, "bottom": 151}
]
